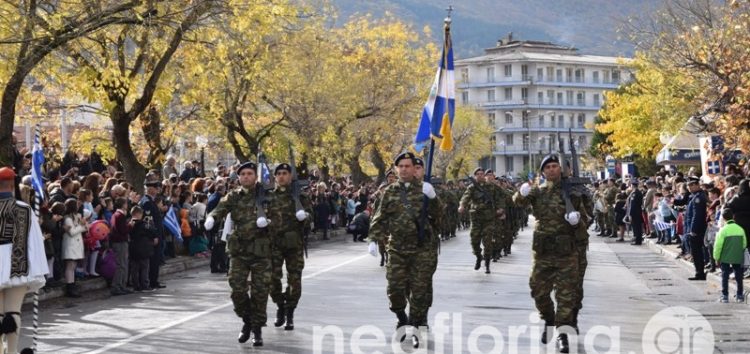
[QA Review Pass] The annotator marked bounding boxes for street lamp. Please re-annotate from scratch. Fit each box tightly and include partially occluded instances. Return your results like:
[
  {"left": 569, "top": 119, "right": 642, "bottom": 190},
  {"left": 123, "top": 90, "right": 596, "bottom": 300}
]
[
  {"left": 499, "top": 141, "right": 507, "bottom": 175},
  {"left": 195, "top": 135, "right": 208, "bottom": 177}
]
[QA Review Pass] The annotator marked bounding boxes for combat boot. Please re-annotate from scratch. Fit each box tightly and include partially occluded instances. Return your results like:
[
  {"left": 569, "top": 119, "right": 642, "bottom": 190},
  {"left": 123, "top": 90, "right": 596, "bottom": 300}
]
[
  {"left": 474, "top": 255, "right": 482, "bottom": 270},
  {"left": 284, "top": 308, "right": 295, "bottom": 330},
  {"left": 273, "top": 303, "right": 285, "bottom": 327},
  {"left": 557, "top": 333, "right": 570, "bottom": 353},
  {"left": 380, "top": 254, "right": 385, "bottom": 267},
  {"left": 541, "top": 320, "right": 554, "bottom": 344},
  {"left": 396, "top": 310, "right": 409, "bottom": 329},
  {"left": 238, "top": 316, "right": 252, "bottom": 343},
  {"left": 251, "top": 326, "right": 263, "bottom": 346},
  {"left": 484, "top": 259, "right": 490, "bottom": 274}
]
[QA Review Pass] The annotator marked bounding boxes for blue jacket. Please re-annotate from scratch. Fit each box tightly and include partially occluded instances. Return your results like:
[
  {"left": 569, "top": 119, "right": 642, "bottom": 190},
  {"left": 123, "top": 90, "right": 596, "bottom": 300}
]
[{"left": 686, "top": 190, "right": 707, "bottom": 236}]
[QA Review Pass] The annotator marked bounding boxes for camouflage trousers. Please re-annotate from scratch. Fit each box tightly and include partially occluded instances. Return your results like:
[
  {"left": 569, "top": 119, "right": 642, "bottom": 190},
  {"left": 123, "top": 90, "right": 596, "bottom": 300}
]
[
  {"left": 603, "top": 209, "right": 615, "bottom": 232},
  {"left": 529, "top": 252, "right": 579, "bottom": 328},
  {"left": 270, "top": 246, "right": 305, "bottom": 310},
  {"left": 387, "top": 247, "right": 438, "bottom": 324},
  {"left": 574, "top": 243, "right": 588, "bottom": 326},
  {"left": 470, "top": 218, "right": 494, "bottom": 260},
  {"left": 227, "top": 254, "right": 272, "bottom": 327}
]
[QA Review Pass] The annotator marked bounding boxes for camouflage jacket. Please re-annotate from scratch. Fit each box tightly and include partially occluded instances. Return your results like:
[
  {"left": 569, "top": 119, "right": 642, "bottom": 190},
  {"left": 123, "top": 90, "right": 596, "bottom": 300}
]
[
  {"left": 604, "top": 186, "right": 618, "bottom": 205},
  {"left": 267, "top": 185, "right": 312, "bottom": 250},
  {"left": 459, "top": 181, "right": 504, "bottom": 216},
  {"left": 369, "top": 179, "right": 442, "bottom": 252},
  {"left": 209, "top": 185, "right": 270, "bottom": 257}
]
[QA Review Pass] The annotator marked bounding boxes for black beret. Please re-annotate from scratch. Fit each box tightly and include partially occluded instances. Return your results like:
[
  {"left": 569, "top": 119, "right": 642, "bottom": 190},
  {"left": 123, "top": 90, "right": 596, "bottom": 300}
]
[
  {"left": 539, "top": 154, "right": 560, "bottom": 171},
  {"left": 274, "top": 163, "right": 292, "bottom": 174},
  {"left": 485, "top": 169, "right": 494, "bottom": 174},
  {"left": 385, "top": 169, "right": 395, "bottom": 177},
  {"left": 414, "top": 158, "right": 424, "bottom": 167},
  {"left": 472, "top": 167, "right": 484, "bottom": 175},
  {"left": 394, "top": 152, "right": 416, "bottom": 166},
  {"left": 237, "top": 161, "right": 257, "bottom": 174}
]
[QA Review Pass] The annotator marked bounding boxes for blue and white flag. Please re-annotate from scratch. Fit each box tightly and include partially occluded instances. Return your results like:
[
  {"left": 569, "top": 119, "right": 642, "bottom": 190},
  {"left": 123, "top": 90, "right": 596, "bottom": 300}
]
[
  {"left": 414, "top": 24, "right": 455, "bottom": 152},
  {"left": 163, "top": 206, "right": 183, "bottom": 242},
  {"left": 260, "top": 162, "right": 271, "bottom": 185},
  {"left": 31, "top": 124, "right": 45, "bottom": 215}
]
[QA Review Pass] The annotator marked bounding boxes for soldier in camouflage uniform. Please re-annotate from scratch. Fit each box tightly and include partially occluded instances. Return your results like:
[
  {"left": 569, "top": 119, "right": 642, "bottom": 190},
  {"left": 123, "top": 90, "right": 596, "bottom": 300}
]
[
  {"left": 267, "top": 163, "right": 312, "bottom": 331},
  {"left": 446, "top": 181, "right": 459, "bottom": 238},
  {"left": 603, "top": 178, "right": 618, "bottom": 236},
  {"left": 459, "top": 168, "right": 505, "bottom": 274},
  {"left": 368, "top": 152, "right": 442, "bottom": 340},
  {"left": 484, "top": 170, "right": 505, "bottom": 261},
  {"left": 499, "top": 177, "right": 517, "bottom": 256},
  {"left": 513, "top": 154, "right": 587, "bottom": 353},
  {"left": 205, "top": 162, "right": 270, "bottom": 346}
]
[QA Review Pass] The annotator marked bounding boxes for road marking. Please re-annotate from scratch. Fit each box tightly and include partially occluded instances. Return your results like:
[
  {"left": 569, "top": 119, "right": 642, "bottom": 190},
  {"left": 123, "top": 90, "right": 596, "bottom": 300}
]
[{"left": 86, "top": 253, "right": 371, "bottom": 354}]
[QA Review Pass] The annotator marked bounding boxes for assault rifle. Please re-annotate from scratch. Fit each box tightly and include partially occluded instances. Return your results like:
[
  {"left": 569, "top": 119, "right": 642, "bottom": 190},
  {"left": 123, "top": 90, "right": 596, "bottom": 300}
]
[
  {"left": 256, "top": 150, "right": 268, "bottom": 219},
  {"left": 558, "top": 129, "right": 592, "bottom": 214},
  {"left": 288, "top": 144, "right": 310, "bottom": 258}
]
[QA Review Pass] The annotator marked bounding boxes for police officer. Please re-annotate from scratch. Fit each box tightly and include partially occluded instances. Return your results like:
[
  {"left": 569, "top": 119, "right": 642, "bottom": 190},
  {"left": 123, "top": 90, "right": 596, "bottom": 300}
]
[
  {"left": 458, "top": 168, "right": 504, "bottom": 274},
  {"left": 368, "top": 152, "right": 441, "bottom": 346},
  {"left": 205, "top": 162, "right": 271, "bottom": 346},
  {"left": 685, "top": 176, "right": 708, "bottom": 280},
  {"left": 139, "top": 177, "right": 166, "bottom": 290},
  {"left": 267, "top": 163, "right": 311, "bottom": 331},
  {"left": 514, "top": 155, "right": 583, "bottom": 353}
]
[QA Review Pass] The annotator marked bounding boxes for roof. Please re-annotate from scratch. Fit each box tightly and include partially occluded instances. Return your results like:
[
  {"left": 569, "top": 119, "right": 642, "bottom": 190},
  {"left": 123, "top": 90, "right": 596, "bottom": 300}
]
[{"left": 456, "top": 51, "right": 629, "bottom": 66}]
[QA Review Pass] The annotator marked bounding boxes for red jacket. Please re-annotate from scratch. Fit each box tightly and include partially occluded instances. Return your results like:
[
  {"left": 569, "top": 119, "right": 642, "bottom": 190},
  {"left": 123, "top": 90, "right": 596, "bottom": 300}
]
[{"left": 110, "top": 209, "right": 131, "bottom": 243}]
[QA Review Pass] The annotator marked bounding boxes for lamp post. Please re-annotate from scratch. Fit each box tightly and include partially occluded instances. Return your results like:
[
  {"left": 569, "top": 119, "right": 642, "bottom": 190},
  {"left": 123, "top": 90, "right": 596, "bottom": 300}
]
[
  {"left": 195, "top": 135, "right": 208, "bottom": 178},
  {"left": 499, "top": 141, "right": 507, "bottom": 175}
]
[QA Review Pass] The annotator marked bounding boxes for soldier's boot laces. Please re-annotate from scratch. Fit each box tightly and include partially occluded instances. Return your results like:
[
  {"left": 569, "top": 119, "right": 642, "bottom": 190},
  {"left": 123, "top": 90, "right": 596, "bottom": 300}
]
[
  {"left": 474, "top": 256, "right": 482, "bottom": 270},
  {"left": 284, "top": 308, "right": 295, "bottom": 330},
  {"left": 557, "top": 333, "right": 570, "bottom": 353},
  {"left": 238, "top": 316, "right": 252, "bottom": 343},
  {"left": 541, "top": 321, "right": 554, "bottom": 344},
  {"left": 484, "top": 259, "right": 491, "bottom": 274},
  {"left": 273, "top": 305, "right": 285, "bottom": 328},
  {"left": 251, "top": 326, "right": 263, "bottom": 347}
]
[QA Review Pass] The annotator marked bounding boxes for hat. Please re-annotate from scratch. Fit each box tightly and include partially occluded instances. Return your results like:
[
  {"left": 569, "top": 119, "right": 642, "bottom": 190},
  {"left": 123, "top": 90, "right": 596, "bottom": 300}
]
[
  {"left": 0, "top": 167, "right": 16, "bottom": 181},
  {"left": 169, "top": 173, "right": 178, "bottom": 179},
  {"left": 539, "top": 154, "right": 560, "bottom": 171},
  {"left": 394, "top": 152, "right": 416, "bottom": 166},
  {"left": 237, "top": 161, "right": 257, "bottom": 174},
  {"left": 472, "top": 167, "right": 484, "bottom": 175},
  {"left": 385, "top": 169, "right": 395, "bottom": 177},
  {"left": 414, "top": 158, "right": 424, "bottom": 167},
  {"left": 144, "top": 179, "right": 161, "bottom": 188},
  {"left": 687, "top": 176, "right": 700, "bottom": 185},
  {"left": 274, "top": 163, "right": 292, "bottom": 175},
  {"left": 485, "top": 169, "right": 494, "bottom": 175}
]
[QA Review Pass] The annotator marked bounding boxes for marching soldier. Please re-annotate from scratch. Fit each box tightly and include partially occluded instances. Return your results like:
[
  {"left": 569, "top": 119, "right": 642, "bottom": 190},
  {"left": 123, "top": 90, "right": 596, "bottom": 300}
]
[
  {"left": 603, "top": 178, "right": 618, "bottom": 237},
  {"left": 459, "top": 168, "right": 505, "bottom": 274},
  {"left": 267, "top": 163, "right": 312, "bottom": 331},
  {"left": 513, "top": 155, "right": 586, "bottom": 353},
  {"left": 204, "top": 161, "right": 271, "bottom": 346},
  {"left": 368, "top": 152, "right": 442, "bottom": 345}
]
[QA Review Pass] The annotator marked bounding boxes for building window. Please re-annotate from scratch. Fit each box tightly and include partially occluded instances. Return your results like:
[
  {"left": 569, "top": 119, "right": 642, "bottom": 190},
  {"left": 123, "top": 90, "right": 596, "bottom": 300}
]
[
  {"left": 592, "top": 71, "right": 599, "bottom": 83},
  {"left": 551, "top": 115, "right": 556, "bottom": 128},
  {"left": 486, "top": 67, "right": 495, "bottom": 82},
  {"left": 537, "top": 68, "right": 544, "bottom": 81},
  {"left": 538, "top": 115, "right": 545, "bottom": 127},
  {"left": 505, "top": 134, "right": 514, "bottom": 145},
  {"left": 612, "top": 69, "right": 621, "bottom": 84},
  {"left": 556, "top": 69, "right": 563, "bottom": 82},
  {"left": 488, "top": 112, "right": 496, "bottom": 128},
  {"left": 504, "top": 88, "right": 513, "bottom": 100},
  {"left": 569, "top": 114, "right": 574, "bottom": 129},
  {"left": 523, "top": 133, "right": 529, "bottom": 150},
  {"left": 487, "top": 89, "right": 495, "bottom": 102},
  {"left": 577, "top": 91, "right": 585, "bottom": 106},
  {"left": 546, "top": 67, "right": 554, "bottom": 81},
  {"left": 547, "top": 90, "right": 554, "bottom": 105},
  {"left": 603, "top": 70, "right": 611, "bottom": 83},
  {"left": 549, "top": 134, "right": 557, "bottom": 151},
  {"left": 565, "top": 68, "right": 573, "bottom": 82},
  {"left": 521, "top": 88, "right": 528, "bottom": 102},
  {"left": 504, "top": 64, "right": 512, "bottom": 77},
  {"left": 566, "top": 91, "right": 574, "bottom": 106},
  {"left": 593, "top": 94, "right": 600, "bottom": 106},
  {"left": 461, "top": 91, "right": 469, "bottom": 104},
  {"left": 556, "top": 92, "right": 563, "bottom": 105},
  {"left": 537, "top": 92, "right": 544, "bottom": 104},
  {"left": 558, "top": 115, "right": 564, "bottom": 128},
  {"left": 460, "top": 68, "right": 469, "bottom": 83},
  {"left": 578, "top": 136, "right": 588, "bottom": 149},
  {"left": 490, "top": 135, "right": 496, "bottom": 150},
  {"left": 522, "top": 115, "right": 529, "bottom": 128},
  {"left": 575, "top": 69, "right": 584, "bottom": 83},
  {"left": 577, "top": 113, "right": 585, "bottom": 128},
  {"left": 505, "top": 112, "right": 513, "bottom": 124},
  {"left": 521, "top": 64, "right": 529, "bottom": 80},
  {"left": 505, "top": 156, "right": 514, "bottom": 172}
]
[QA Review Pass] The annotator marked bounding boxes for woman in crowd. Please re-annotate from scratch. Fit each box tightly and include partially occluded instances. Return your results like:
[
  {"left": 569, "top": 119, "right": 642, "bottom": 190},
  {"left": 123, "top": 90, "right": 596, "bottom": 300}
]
[{"left": 62, "top": 198, "right": 86, "bottom": 297}]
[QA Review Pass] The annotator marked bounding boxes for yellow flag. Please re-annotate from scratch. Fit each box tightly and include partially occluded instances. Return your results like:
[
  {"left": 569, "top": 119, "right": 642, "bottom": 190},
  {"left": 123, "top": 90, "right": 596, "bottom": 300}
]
[{"left": 438, "top": 112, "right": 453, "bottom": 151}]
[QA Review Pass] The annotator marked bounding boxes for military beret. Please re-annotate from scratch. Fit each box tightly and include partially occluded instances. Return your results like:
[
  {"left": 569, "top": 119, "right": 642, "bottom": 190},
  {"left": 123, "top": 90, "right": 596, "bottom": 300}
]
[
  {"left": 414, "top": 158, "right": 424, "bottom": 167},
  {"left": 539, "top": 154, "right": 560, "bottom": 171},
  {"left": 385, "top": 169, "right": 395, "bottom": 177},
  {"left": 472, "top": 167, "right": 484, "bottom": 175},
  {"left": 274, "top": 163, "right": 292, "bottom": 175},
  {"left": 394, "top": 152, "right": 416, "bottom": 166},
  {"left": 0, "top": 167, "right": 15, "bottom": 181},
  {"left": 237, "top": 161, "right": 257, "bottom": 174},
  {"left": 485, "top": 169, "right": 494, "bottom": 174}
]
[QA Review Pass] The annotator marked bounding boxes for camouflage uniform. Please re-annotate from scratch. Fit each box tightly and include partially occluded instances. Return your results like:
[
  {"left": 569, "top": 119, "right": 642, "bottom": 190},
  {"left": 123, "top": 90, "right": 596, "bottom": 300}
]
[
  {"left": 209, "top": 186, "right": 271, "bottom": 329},
  {"left": 604, "top": 184, "right": 618, "bottom": 234},
  {"left": 267, "top": 185, "right": 312, "bottom": 318},
  {"left": 369, "top": 179, "right": 442, "bottom": 326},
  {"left": 513, "top": 180, "right": 581, "bottom": 329},
  {"left": 459, "top": 181, "right": 504, "bottom": 262},
  {"left": 572, "top": 192, "right": 593, "bottom": 329}
]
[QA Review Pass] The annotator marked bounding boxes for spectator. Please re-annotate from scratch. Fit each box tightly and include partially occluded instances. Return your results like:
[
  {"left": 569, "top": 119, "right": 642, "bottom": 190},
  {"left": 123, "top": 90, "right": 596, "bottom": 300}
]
[
  {"left": 180, "top": 161, "right": 197, "bottom": 182},
  {"left": 345, "top": 193, "right": 357, "bottom": 226},
  {"left": 110, "top": 197, "right": 132, "bottom": 295},
  {"left": 129, "top": 206, "right": 157, "bottom": 292},
  {"left": 713, "top": 208, "right": 746, "bottom": 303},
  {"left": 348, "top": 209, "right": 370, "bottom": 243},
  {"left": 62, "top": 198, "right": 86, "bottom": 298},
  {"left": 162, "top": 155, "right": 178, "bottom": 180},
  {"left": 614, "top": 193, "right": 627, "bottom": 242}
]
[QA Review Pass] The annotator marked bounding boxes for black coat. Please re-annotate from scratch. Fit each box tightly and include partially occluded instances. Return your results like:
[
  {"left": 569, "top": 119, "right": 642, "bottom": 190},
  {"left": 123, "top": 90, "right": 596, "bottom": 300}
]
[
  {"left": 727, "top": 193, "right": 750, "bottom": 243},
  {"left": 129, "top": 220, "right": 157, "bottom": 260}
]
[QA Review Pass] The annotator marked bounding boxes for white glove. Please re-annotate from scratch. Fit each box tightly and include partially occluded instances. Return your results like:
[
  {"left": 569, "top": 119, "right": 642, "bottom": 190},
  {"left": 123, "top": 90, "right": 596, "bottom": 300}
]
[
  {"left": 422, "top": 182, "right": 436, "bottom": 199},
  {"left": 256, "top": 217, "right": 269, "bottom": 228},
  {"left": 295, "top": 210, "right": 307, "bottom": 221},
  {"left": 368, "top": 241, "right": 378, "bottom": 257},
  {"left": 204, "top": 216, "right": 215, "bottom": 231},
  {"left": 520, "top": 183, "right": 531, "bottom": 197},
  {"left": 565, "top": 211, "right": 581, "bottom": 226}
]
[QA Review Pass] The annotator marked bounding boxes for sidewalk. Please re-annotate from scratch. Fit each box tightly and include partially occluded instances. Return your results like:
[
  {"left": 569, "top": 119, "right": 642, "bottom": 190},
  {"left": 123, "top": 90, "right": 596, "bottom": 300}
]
[{"left": 26, "top": 228, "right": 347, "bottom": 304}]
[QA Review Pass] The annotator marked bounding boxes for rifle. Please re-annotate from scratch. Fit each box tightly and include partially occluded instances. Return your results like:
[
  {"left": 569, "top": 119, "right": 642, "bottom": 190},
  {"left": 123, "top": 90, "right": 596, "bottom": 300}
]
[
  {"left": 558, "top": 129, "right": 592, "bottom": 214},
  {"left": 288, "top": 144, "right": 310, "bottom": 258},
  {"left": 256, "top": 149, "right": 268, "bottom": 220}
]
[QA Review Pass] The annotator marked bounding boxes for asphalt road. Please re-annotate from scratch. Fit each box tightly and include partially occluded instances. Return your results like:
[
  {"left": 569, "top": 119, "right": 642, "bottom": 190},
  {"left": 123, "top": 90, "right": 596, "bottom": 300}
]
[{"left": 17, "top": 218, "right": 750, "bottom": 353}]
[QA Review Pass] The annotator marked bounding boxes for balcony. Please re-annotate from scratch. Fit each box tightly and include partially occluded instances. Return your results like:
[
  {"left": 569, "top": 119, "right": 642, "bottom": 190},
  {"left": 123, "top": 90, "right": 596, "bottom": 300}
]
[
  {"left": 493, "top": 142, "right": 590, "bottom": 156},
  {"left": 457, "top": 78, "right": 532, "bottom": 89},
  {"left": 476, "top": 99, "right": 602, "bottom": 111}
]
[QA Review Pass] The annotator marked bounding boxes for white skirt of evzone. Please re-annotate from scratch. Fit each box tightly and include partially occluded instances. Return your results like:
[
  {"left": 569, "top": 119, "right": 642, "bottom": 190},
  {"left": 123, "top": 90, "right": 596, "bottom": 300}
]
[{"left": 0, "top": 217, "right": 49, "bottom": 292}]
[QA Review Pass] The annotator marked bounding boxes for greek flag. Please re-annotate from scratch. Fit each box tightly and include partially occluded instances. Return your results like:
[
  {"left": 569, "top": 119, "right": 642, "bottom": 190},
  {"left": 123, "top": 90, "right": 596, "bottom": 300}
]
[
  {"left": 653, "top": 220, "right": 674, "bottom": 231},
  {"left": 163, "top": 206, "right": 183, "bottom": 242},
  {"left": 260, "top": 162, "right": 271, "bottom": 185},
  {"left": 414, "top": 23, "right": 455, "bottom": 152},
  {"left": 31, "top": 124, "right": 45, "bottom": 215}
]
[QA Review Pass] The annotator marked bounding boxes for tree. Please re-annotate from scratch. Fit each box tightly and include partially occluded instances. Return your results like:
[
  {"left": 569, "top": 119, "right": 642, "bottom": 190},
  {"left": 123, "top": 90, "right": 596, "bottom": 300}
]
[
  {"left": 432, "top": 106, "right": 493, "bottom": 179},
  {"left": 0, "top": 1, "right": 149, "bottom": 166}
]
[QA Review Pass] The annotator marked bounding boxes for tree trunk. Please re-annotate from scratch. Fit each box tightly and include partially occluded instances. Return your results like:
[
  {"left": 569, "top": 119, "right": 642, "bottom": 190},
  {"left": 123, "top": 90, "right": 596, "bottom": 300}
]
[
  {"left": 112, "top": 112, "right": 146, "bottom": 191},
  {"left": 347, "top": 151, "right": 368, "bottom": 185},
  {"left": 0, "top": 65, "right": 36, "bottom": 166},
  {"left": 141, "top": 105, "right": 167, "bottom": 169},
  {"left": 369, "top": 147, "right": 388, "bottom": 183}
]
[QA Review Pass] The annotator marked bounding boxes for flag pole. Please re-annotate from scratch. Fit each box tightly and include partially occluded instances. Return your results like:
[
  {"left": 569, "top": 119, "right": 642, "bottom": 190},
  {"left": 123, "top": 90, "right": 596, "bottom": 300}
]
[{"left": 425, "top": 8, "right": 452, "bottom": 183}]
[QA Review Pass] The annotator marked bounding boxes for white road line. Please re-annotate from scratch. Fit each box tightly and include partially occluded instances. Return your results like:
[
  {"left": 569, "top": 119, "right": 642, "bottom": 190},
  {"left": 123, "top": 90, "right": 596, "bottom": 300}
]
[{"left": 86, "top": 253, "right": 371, "bottom": 354}]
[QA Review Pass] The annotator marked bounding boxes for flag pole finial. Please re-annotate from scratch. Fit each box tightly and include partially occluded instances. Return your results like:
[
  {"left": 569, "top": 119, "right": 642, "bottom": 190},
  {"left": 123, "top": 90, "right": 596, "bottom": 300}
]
[{"left": 445, "top": 5, "right": 453, "bottom": 25}]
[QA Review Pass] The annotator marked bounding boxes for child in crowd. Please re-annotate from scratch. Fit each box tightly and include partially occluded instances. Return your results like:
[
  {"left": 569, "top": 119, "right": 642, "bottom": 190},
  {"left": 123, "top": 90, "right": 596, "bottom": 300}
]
[
  {"left": 713, "top": 208, "right": 746, "bottom": 303},
  {"left": 129, "top": 206, "right": 158, "bottom": 292}
]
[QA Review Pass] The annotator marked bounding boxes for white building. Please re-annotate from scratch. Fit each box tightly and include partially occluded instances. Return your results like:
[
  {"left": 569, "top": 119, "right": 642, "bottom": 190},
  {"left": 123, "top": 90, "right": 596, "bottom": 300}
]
[{"left": 455, "top": 35, "right": 631, "bottom": 177}]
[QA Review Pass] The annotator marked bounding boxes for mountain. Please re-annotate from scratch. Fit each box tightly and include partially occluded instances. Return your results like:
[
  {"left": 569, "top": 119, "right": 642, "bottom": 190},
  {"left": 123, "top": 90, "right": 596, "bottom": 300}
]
[{"left": 331, "top": 0, "right": 663, "bottom": 58}]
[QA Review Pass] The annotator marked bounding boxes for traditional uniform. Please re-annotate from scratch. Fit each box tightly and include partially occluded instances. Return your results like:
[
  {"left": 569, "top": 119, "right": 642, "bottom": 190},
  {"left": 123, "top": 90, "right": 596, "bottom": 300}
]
[
  {"left": 369, "top": 152, "right": 442, "bottom": 329},
  {"left": 207, "top": 162, "right": 271, "bottom": 346},
  {"left": 267, "top": 163, "right": 312, "bottom": 331}
]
